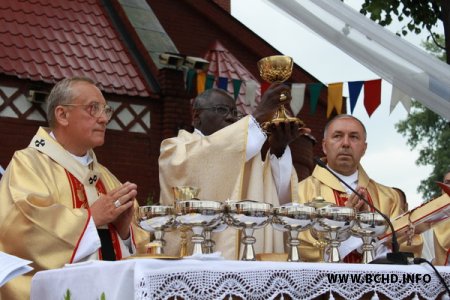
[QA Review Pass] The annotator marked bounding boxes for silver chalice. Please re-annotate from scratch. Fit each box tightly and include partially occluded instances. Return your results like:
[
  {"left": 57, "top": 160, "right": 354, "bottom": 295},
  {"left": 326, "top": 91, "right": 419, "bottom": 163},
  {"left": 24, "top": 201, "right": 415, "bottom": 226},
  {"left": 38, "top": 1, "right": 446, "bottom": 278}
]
[
  {"left": 312, "top": 206, "right": 356, "bottom": 263},
  {"left": 352, "top": 212, "right": 388, "bottom": 263},
  {"left": 272, "top": 203, "right": 316, "bottom": 262},
  {"left": 226, "top": 200, "right": 272, "bottom": 261},
  {"left": 137, "top": 205, "right": 175, "bottom": 255},
  {"left": 175, "top": 200, "right": 223, "bottom": 256}
]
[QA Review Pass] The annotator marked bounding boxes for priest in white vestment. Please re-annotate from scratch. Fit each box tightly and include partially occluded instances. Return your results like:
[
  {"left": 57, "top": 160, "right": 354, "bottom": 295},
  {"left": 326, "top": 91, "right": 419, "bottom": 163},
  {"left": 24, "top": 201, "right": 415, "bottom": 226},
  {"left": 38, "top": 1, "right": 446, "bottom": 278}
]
[{"left": 159, "top": 85, "right": 310, "bottom": 260}]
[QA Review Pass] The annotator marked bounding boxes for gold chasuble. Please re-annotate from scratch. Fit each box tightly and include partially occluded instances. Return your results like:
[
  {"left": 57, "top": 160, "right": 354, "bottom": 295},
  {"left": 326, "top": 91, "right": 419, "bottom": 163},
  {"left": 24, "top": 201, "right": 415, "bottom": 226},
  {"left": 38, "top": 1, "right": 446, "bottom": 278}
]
[
  {"left": 434, "top": 220, "right": 450, "bottom": 265},
  {"left": 0, "top": 127, "right": 147, "bottom": 300},
  {"left": 297, "top": 163, "right": 423, "bottom": 262},
  {"left": 159, "top": 116, "right": 297, "bottom": 260}
]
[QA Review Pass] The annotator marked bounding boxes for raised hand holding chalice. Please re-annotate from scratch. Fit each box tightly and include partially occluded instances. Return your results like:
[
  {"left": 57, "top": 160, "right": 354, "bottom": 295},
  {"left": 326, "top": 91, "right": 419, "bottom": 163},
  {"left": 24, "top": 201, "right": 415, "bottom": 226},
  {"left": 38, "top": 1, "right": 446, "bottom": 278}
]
[{"left": 257, "top": 55, "right": 304, "bottom": 131}]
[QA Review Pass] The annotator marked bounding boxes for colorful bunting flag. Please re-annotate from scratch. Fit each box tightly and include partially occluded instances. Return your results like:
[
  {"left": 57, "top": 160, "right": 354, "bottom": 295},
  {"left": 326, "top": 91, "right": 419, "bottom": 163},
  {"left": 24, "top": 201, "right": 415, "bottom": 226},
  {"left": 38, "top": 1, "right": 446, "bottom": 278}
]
[
  {"left": 261, "top": 82, "right": 270, "bottom": 95},
  {"left": 245, "top": 80, "right": 258, "bottom": 108},
  {"left": 290, "top": 83, "right": 305, "bottom": 116},
  {"left": 327, "top": 82, "right": 343, "bottom": 118},
  {"left": 184, "top": 70, "right": 388, "bottom": 118},
  {"left": 390, "top": 86, "right": 412, "bottom": 114},
  {"left": 196, "top": 72, "right": 206, "bottom": 94},
  {"left": 308, "top": 83, "right": 323, "bottom": 115},
  {"left": 218, "top": 77, "right": 228, "bottom": 90},
  {"left": 205, "top": 74, "right": 215, "bottom": 90},
  {"left": 186, "top": 69, "right": 196, "bottom": 93},
  {"left": 232, "top": 79, "right": 242, "bottom": 100},
  {"left": 364, "top": 79, "right": 381, "bottom": 117},
  {"left": 348, "top": 81, "right": 364, "bottom": 114}
]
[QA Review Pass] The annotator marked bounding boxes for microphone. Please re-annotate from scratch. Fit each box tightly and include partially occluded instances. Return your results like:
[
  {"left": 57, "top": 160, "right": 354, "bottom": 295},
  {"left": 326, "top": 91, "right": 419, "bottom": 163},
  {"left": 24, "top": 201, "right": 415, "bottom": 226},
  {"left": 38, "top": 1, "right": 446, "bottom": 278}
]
[{"left": 313, "top": 157, "right": 414, "bottom": 265}]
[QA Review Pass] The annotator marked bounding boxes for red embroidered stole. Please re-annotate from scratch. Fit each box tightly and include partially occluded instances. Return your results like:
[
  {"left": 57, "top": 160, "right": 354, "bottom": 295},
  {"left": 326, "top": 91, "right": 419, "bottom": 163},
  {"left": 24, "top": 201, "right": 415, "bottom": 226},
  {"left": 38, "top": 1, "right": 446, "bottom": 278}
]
[
  {"left": 65, "top": 170, "right": 122, "bottom": 260},
  {"left": 332, "top": 189, "right": 374, "bottom": 264}
]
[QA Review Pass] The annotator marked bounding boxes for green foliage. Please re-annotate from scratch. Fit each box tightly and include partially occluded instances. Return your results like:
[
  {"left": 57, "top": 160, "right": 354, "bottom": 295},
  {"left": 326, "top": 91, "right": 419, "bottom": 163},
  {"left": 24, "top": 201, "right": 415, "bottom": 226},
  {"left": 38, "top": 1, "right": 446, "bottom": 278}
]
[
  {"left": 64, "top": 289, "right": 71, "bottom": 300},
  {"left": 396, "top": 102, "right": 450, "bottom": 200},
  {"left": 146, "top": 191, "right": 158, "bottom": 206},
  {"left": 357, "top": 0, "right": 445, "bottom": 54},
  {"left": 422, "top": 35, "right": 447, "bottom": 61}
]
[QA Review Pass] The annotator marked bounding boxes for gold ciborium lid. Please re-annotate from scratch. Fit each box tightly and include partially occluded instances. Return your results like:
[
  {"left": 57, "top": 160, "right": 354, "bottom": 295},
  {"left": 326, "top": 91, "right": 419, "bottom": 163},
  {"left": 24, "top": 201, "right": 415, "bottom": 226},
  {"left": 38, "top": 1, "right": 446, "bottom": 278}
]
[
  {"left": 257, "top": 55, "right": 293, "bottom": 83},
  {"left": 172, "top": 186, "right": 200, "bottom": 201}
]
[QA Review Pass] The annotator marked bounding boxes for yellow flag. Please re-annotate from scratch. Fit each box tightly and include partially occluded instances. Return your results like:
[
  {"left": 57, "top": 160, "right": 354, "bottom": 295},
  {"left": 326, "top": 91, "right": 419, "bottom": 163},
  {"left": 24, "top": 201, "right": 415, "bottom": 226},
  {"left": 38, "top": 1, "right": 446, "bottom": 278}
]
[
  {"left": 197, "top": 71, "right": 206, "bottom": 94},
  {"left": 327, "top": 82, "right": 343, "bottom": 118}
]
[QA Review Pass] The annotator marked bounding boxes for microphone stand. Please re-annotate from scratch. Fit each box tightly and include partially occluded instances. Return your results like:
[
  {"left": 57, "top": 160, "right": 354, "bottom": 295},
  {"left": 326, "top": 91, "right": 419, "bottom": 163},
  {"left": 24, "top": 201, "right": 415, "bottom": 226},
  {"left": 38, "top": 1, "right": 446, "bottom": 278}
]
[{"left": 313, "top": 157, "right": 414, "bottom": 265}]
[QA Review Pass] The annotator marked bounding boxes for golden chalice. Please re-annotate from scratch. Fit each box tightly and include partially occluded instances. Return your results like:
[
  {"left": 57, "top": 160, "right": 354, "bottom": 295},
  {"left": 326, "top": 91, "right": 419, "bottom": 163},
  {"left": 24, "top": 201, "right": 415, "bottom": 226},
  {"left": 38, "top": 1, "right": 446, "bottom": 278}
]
[
  {"left": 172, "top": 186, "right": 200, "bottom": 257},
  {"left": 257, "top": 55, "right": 304, "bottom": 130}
]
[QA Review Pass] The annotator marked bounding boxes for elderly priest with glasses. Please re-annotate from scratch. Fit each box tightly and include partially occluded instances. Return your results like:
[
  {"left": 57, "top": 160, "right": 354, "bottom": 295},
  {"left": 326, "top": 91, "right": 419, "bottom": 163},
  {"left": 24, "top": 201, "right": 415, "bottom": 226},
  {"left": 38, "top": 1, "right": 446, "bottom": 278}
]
[
  {"left": 159, "top": 85, "right": 310, "bottom": 260},
  {"left": 0, "top": 77, "right": 147, "bottom": 300}
]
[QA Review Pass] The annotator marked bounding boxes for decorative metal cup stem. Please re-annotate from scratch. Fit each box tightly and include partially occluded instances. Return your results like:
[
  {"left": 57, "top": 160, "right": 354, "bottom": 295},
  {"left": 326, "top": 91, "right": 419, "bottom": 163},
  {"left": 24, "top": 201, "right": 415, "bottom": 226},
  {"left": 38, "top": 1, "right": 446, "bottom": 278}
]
[
  {"left": 328, "top": 238, "right": 342, "bottom": 263},
  {"left": 191, "top": 226, "right": 205, "bottom": 255},
  {"left": 287, "top": 230, "right": 301, "bottom": 262},
  {"left": 152, "top": 230, "right": 165, "bottom": 255},
  {"left": 361, "top": 236, "right": 375, "bottom": 264},
  {"left": 241, "top": 228, "right": 257, "bottom": 261},
  {"left": 203, "top": 229, "right": 214, "bottom": 254}
]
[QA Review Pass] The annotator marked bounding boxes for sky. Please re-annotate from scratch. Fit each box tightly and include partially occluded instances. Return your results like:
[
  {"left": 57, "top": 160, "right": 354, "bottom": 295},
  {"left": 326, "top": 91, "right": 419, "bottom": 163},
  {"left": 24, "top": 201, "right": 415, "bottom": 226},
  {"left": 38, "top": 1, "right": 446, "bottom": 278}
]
[{"left": 230, "top": 0, "right": 441, "bottom": 208}]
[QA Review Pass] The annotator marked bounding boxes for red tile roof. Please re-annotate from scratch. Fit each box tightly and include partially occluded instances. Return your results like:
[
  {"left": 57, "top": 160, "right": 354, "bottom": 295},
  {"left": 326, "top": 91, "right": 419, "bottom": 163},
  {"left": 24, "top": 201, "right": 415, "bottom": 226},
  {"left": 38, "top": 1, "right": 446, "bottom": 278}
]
[
  {"left": 0, "top": 0, "right": 151, "bottom": 97},
  {"left": 204, "top": 40, "right": 261, "bottom": 114}
]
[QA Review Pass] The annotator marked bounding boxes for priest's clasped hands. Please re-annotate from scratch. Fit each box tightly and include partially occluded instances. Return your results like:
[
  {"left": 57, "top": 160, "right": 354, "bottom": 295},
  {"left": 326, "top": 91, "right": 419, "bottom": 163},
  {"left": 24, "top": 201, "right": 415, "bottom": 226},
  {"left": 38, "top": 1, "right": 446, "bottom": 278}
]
[
  {"left": 345, "top": 187, "right": 369, "bottom": 212},
  {"left": 90, "top": 181, "right": 138, "bottom": 239}
]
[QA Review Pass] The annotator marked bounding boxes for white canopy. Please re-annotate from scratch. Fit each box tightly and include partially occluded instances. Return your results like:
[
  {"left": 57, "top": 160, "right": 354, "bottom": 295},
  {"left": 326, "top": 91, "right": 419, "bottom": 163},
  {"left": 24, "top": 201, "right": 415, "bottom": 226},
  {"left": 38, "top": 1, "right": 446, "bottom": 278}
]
[{"left": 266, "top": 0, "right": 450, "bottom": 120}]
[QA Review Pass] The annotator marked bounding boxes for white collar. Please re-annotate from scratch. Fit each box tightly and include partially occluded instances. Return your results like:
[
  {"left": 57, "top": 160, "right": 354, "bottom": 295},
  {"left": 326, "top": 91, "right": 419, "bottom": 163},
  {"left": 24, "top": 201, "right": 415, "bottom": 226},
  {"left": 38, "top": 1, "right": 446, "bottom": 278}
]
[
  {"left": 49, "top": 131, "right": 93, "bottom": 166},
  {"left": 328, "top": 166, "right": 359, "bottom": 193}
]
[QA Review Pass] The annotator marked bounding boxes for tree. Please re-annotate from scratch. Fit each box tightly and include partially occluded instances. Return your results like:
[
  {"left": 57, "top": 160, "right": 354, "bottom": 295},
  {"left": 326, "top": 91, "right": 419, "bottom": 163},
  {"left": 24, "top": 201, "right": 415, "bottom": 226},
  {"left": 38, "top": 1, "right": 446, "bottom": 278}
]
[
  {"left": 358, "top": 0, "right": 450, "bottom": 63},
  {"left": 395, "top": 36, "right": 450, "bottom": 200}
]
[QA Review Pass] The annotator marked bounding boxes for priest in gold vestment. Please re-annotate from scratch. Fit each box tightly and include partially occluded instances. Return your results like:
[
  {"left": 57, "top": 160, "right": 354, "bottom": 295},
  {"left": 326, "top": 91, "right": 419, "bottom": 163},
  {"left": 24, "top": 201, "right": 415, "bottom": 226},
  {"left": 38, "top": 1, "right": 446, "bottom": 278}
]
[
  {"left": 0, "top": 77, "right": 147, "bottom": 300},
  {"left": 433, "top": 169, "right": 450, "bottom": 265},
  {"left": 297, "top": 114, "right": 422, "bottom": 262},
  {"left": 159, "top": 86, "right": 310, "bottom": 260}
]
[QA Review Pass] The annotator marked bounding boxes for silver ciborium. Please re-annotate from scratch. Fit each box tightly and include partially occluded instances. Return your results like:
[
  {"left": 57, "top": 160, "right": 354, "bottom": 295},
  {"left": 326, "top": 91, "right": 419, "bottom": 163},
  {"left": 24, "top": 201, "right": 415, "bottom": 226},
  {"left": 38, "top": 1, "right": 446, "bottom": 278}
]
[
  {"left": 272, "top": 203, "right": 316, "bottom": 262},
  {"left": 226, "top": 200, "right": 272, "bottom": 261},
  {"left": 137, "top": 205, "right": 175, "bottom": 255},
  {"left": 175, "top": 200, "right": 223, "bottom": 256},
  {"left": 352, "top": 212, "right": 388, "bottom": 264},
  {"left": 312, "top": 206, "right": 356, "bottom": 263}
]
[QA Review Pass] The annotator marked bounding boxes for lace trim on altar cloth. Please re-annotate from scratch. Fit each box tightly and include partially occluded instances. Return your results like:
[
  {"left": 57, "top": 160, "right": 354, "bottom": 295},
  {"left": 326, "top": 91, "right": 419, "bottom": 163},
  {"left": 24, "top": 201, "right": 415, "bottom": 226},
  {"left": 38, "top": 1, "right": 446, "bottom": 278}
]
[{"left": 135, "top": 268, "right": 450, "bottom": 300}]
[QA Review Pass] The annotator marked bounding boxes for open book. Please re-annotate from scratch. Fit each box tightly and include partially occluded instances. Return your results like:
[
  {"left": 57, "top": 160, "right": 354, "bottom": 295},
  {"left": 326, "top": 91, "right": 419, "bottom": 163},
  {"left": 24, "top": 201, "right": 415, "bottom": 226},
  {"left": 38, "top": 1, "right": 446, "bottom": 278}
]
[
  {"left": 0, "top": 251, "right": 33, "bottom": 287},
  {"left": 378, "top": 192, "right": 450, "bottom": 244}
]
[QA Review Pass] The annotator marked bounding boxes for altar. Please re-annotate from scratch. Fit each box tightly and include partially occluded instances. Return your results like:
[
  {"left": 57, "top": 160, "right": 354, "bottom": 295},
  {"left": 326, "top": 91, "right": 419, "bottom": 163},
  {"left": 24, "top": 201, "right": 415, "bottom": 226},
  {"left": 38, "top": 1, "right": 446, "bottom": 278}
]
[{"left": 30, "top": 257, "right": 450, "bottom": 300}]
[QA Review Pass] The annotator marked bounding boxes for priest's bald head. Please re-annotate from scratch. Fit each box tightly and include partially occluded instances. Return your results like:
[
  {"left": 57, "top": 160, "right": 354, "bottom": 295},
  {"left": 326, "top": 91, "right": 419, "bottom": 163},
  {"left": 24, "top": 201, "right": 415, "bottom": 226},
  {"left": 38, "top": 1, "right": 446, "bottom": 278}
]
[{"left": 192, "top": 88, "right": 240, "bottom": 136}]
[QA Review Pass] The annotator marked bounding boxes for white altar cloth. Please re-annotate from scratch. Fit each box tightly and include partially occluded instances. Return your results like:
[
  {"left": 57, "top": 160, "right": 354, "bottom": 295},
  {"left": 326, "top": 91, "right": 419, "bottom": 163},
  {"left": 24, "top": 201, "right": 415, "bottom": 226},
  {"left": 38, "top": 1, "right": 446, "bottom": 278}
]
[{"left": 30, "top": 258, "right": 450, "bottom": 300}]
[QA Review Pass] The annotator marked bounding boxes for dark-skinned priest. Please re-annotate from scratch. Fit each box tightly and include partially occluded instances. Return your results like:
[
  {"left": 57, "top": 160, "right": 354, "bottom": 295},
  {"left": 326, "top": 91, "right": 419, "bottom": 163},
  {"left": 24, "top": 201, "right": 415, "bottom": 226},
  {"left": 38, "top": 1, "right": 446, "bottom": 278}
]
[{"left": 159, "top": 84, "right": 310, "bottom": 260}]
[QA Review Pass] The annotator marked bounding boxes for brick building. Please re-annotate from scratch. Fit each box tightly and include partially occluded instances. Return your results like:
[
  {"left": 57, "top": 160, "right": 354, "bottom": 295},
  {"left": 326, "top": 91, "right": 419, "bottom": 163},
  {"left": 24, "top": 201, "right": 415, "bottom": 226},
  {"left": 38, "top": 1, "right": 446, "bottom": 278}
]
[{"left": 0, "top": 0, "right": 329, "bottom": 204}]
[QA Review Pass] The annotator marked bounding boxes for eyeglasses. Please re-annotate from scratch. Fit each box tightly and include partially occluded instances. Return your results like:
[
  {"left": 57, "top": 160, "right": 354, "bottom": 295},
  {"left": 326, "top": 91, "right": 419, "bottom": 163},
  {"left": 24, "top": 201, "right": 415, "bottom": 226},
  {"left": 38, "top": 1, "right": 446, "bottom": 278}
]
[
  {"left": 196, "top": 105, "right": 240, "bottom": 118},
  {"left": 62, "top": 102, "right": 114, "bottom": 121}
]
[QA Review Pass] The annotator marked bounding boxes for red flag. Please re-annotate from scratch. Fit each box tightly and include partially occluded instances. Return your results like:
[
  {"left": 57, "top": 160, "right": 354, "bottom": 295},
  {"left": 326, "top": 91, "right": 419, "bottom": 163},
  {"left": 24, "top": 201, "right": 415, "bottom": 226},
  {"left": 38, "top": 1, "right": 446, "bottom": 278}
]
[
  {"left": 261, "top": 81, "right": 270, "bottom": 95},
  {"left": 364, "top": 79, "right": 381, "bottom": 117}
]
